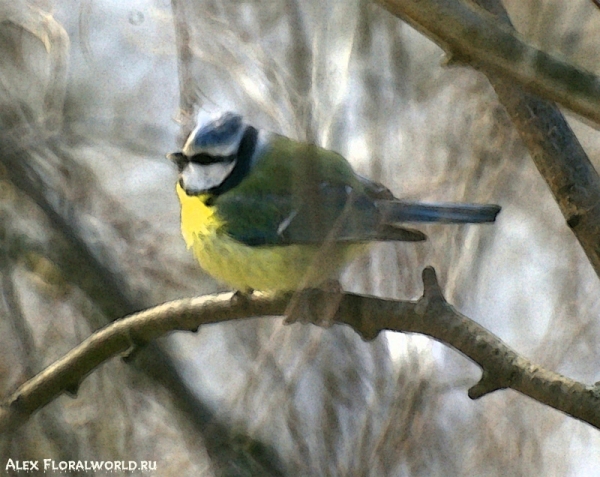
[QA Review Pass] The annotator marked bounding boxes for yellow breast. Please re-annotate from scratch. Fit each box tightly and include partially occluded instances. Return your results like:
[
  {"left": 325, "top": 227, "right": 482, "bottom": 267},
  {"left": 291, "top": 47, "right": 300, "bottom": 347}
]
[{"left": 176, "top": 184, "right": 363, "bottom": 292}]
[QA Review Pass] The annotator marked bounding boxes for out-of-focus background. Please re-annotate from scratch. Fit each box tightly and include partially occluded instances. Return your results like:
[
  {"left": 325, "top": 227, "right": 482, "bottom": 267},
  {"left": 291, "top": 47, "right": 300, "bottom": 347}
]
[{"left": 1, "top": 0, "right": 600, "bottom": 475}]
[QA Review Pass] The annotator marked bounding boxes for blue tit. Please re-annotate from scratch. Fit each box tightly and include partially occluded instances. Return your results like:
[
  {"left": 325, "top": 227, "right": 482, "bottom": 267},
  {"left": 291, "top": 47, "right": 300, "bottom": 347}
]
[{"left": 168, "top": 112, "right": 500, "bottom": 292}]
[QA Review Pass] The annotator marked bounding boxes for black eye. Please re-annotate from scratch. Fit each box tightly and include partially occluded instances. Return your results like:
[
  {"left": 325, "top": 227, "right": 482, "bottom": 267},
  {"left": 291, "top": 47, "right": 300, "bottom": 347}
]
[{"left": 189, "top": 153, "right": 230, "bottom": 165}]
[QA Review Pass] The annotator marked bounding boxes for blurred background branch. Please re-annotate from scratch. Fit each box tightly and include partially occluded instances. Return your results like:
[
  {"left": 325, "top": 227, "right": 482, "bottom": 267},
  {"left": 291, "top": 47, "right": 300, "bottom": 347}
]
[
  {"left": 171, "top": 0, "right": 199, "bottom": 142},
  {"left": 1, "top": 0, "right": 600, "bottom": 475},
  {"left": 0, "top": 2, "right": 285, "bottom": 475},
  {"left": 378, "top": 0, "right": 600, "bottom": 281},
  {"left": 377, "top": 0, "right": 600, "bottom": 125}
]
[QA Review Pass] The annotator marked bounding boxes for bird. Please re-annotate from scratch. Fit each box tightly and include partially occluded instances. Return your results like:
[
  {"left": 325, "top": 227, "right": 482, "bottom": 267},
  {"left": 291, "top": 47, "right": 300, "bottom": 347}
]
[{"left": 168, "top": 112, "right": 500, "bottom": 293}]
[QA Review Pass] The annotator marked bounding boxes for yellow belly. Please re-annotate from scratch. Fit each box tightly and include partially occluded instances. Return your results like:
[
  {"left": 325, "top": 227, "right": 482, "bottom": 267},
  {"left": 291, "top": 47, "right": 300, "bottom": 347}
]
[{"left": 177, "top": 185, "right": 363, "bottom": 291}]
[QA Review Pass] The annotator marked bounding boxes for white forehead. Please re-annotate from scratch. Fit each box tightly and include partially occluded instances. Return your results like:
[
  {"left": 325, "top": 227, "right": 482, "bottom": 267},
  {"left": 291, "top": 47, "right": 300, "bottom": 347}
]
[{"left": 182, "top": 112, "right": 246, "bottom": 157}]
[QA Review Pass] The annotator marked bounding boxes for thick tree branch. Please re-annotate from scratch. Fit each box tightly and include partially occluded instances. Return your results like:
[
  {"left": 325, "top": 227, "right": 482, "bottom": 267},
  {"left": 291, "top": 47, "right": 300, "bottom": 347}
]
[
  {"left": 375, "top": 0, "right": 600, "bottom": 126},
  {"left": 376, "top": 0, "right": 600, "bottom": 280},
  {"left": 2, "top": 267, "right": 599, "bottom": 433}
]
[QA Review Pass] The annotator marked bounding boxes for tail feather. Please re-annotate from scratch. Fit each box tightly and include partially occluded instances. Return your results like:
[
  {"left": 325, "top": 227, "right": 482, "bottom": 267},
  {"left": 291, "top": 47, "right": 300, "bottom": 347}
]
[{"left": 379, "top": 201, "right": 501, "bottom": 224}]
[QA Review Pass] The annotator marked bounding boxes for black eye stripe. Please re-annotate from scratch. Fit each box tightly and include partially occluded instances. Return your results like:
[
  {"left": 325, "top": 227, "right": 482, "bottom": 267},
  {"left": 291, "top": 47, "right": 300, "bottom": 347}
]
[{"left": 189, "top": 153, "right": 236, "bottom": 165}]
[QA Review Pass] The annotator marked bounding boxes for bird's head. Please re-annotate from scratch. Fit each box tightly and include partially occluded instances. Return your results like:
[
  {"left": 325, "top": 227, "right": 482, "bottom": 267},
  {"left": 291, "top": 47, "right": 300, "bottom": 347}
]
[{"left": 168, "top": 112, "right": 254, "bottom": 196}]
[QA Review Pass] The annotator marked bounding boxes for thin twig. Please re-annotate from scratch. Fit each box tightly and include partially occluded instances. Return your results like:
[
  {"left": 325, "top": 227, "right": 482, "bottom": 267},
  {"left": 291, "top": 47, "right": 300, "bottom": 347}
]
[{"left": 171, "top": 0, "right": 199, "bottom": 143}]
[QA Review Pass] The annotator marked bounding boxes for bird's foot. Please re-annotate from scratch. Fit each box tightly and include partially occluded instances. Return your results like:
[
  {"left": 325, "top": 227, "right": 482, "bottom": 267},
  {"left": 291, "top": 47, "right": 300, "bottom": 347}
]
[
  {"left": 231, "top": 288, "right": 254, "bottom": 307},
  {"left": 284, "top": 280, "right": 343, "bottom": 327}
]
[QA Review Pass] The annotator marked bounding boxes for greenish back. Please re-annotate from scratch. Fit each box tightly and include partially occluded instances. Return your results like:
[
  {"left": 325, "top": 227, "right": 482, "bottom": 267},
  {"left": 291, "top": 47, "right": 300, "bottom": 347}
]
[{"left": 214, "top": 135, "right": 374, "bottom": 246}]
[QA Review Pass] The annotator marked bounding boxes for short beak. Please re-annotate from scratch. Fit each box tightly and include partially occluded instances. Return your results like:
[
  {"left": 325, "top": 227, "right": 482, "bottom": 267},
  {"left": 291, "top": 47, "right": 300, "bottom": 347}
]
[{"left": 167, "top": 152, "right": 188, "bottom": 170}]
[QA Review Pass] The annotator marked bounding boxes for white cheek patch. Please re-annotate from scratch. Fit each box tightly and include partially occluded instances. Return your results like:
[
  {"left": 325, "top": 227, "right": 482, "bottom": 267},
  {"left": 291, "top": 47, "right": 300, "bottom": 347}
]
[{"left": 181, "top": 160, "right": 237, "bottom": 194}]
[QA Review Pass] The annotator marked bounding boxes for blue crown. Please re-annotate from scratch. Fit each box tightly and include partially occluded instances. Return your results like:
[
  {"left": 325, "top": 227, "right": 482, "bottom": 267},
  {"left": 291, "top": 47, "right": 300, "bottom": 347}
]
[{"left": 183, "top": 112, "right": 246, "bottom": 157}]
